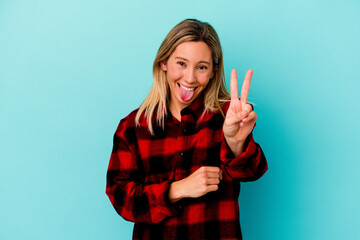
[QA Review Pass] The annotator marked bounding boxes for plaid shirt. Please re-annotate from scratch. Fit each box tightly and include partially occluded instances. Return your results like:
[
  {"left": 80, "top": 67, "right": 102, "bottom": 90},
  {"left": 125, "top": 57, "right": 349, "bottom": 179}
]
[{"left": 106, "top": 96, "right": 268, "bottom": 240}]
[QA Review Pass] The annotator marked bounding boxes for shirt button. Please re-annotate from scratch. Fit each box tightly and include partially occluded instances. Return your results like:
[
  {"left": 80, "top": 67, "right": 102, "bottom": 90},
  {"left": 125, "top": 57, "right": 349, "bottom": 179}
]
[{"left": 179, "top": 152, "right": 184, "bottom": 156}]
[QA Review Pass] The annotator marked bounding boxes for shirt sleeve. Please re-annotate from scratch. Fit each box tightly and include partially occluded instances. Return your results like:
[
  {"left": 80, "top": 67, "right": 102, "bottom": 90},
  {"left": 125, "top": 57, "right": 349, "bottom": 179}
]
[
  {"left": 106, "top": 119, "right": 180, "bottom": 224},
  {"left": 220, "top": 133, "right": 268, "bottom": 182}
]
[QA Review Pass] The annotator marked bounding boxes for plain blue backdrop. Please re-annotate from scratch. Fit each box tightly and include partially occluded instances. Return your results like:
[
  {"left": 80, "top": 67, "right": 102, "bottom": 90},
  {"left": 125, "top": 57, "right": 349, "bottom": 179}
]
[{"left": 1, "top": 0, "right": 359, "bottom": 239}]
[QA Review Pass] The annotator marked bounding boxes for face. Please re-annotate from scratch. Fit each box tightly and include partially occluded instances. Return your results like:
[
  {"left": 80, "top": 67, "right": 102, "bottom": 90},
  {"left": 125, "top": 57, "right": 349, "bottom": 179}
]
[{"left": 161, "top": 41, "right": 214, "bottom": 113}]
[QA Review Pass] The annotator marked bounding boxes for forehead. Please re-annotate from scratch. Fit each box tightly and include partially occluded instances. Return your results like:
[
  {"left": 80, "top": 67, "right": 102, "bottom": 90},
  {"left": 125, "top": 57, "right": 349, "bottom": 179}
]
[{"left": 171, "top": 41, "right": 212, "bottom": 62}]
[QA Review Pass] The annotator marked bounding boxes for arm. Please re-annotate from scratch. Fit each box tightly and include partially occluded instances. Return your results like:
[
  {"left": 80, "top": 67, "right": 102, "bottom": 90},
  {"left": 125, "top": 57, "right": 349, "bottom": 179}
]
[
  {"left": 220, "top": 133, "right": 268, "bottom": 181},
  {"left": 168, "top": 166, "right": 222, "bottom": 203},
  {"left": 106, "top": 120, "right": 179, "bottom": 224},
  {"left": 221, "top": 69, "right": 268, "bottom": 181}
]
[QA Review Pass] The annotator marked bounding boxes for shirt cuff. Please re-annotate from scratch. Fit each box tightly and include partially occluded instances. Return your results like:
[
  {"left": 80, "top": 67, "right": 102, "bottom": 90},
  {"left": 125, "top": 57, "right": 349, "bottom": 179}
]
[
  {"left": 149, "top": 180, "right": 181, "bottom": 220},
  {"left": 220, "top": 134, "right": 259, "bottom": 179}
]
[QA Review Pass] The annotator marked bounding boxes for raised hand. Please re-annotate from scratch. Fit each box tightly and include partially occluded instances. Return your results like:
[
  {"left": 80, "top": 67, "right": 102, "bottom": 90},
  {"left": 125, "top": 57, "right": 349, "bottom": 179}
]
[{"left": 223, "top": 69, "right": 258, "bottom": 156}]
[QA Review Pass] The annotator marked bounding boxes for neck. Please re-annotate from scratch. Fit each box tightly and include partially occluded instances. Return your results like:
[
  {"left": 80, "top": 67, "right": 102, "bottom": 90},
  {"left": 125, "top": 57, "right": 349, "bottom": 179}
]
[{"left": 169, "top": 103, "right": 182, "bottom": 121}]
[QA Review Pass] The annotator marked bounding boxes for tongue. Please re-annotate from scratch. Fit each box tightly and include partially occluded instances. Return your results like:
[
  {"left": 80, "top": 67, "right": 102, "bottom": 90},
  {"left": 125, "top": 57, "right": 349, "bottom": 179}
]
[{"left": 179, "top": 85, "right": 195, "bottom": 102}]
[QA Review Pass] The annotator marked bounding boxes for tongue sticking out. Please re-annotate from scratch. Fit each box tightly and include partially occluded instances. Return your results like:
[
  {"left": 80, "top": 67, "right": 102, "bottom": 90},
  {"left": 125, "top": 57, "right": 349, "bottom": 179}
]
[{"left": 179, "top": 84, "right": 195, "bottom": 102}]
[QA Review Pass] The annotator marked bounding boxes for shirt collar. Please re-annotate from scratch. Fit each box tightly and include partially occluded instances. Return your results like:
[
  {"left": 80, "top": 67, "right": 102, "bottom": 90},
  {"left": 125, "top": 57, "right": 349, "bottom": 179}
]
[{"left": 179, "top": 93, "right": 205, "bottom": 121}]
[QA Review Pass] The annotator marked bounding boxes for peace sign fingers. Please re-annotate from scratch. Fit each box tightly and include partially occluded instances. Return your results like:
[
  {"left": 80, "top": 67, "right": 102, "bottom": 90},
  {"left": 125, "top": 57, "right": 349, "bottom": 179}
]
[
  {"left": 240, "top": 69, "right": 253, "bottom": 107},
  {"left": 230, "top": 69, "right": 239, "bottom": 102},
  {"left": 224, "top": 68, "right": 256, "bottom": 156}
]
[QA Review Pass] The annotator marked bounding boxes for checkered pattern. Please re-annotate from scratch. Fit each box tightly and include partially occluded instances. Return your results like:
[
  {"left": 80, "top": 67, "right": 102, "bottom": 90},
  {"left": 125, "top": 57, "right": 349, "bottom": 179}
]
[{"left": 106, "top": 97, "right": 268, "bottom": 240}]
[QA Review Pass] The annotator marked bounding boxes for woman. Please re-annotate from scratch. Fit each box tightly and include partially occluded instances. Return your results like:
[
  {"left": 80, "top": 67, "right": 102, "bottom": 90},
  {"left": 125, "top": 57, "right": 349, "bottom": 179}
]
[{"left": 106, "top": 19, "right": 268, "bottom": 240}]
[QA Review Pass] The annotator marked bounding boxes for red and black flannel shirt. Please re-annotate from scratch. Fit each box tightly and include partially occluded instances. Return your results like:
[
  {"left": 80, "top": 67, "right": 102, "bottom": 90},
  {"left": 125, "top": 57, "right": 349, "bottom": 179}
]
[{"left": 106, "top": 96, "right": 268, "bottom": 240}]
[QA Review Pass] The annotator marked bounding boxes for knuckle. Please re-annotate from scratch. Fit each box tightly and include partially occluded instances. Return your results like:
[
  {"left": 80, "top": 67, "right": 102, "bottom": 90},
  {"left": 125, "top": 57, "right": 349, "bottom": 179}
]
[
  {"left": 248, "top": 103, "right": 254, "bottom": 110},
  {"left": 246, "top": 105, "right": 252, "bottom": 112},
  {"left": 201, "top": 176, "right": 207, "bottom": 184},
  {"left": 250, "top": 112, "right": 257, "bottom": 120}
]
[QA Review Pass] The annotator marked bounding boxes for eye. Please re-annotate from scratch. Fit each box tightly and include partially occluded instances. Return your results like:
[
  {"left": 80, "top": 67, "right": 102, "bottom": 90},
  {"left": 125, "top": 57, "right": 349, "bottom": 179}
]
[
  {"left": 198, "top": 65, "right": 208, "bottom": 70},
  {"left": 177, "top": 61, "right": 185, "bottom": 67}
]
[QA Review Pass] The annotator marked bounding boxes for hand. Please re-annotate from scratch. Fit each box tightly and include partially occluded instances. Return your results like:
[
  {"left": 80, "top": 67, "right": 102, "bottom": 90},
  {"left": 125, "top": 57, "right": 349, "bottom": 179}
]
[
  {"left": 223, "top": 69, "right": 258, "bottom": 156},
  {"left": 168, "top": 166, "right": 222, "bottom": 203}
]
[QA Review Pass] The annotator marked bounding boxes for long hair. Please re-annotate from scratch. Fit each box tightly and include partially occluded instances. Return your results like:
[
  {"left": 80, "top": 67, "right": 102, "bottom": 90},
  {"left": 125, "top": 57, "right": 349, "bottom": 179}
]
[{"left": 135, "top": 19, "right": 229, "bottom": 135}]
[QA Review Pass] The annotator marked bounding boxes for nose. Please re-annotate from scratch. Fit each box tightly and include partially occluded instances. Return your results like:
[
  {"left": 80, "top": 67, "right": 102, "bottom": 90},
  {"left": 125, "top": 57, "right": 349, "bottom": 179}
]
[{"left": 184, "top": 68, "right": 196, "bottom": 84}]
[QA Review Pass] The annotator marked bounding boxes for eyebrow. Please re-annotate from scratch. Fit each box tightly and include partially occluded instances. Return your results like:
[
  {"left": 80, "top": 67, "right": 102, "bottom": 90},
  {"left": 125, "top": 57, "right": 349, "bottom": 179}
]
[{"left": 174, "top": 57, "right": 211, "bottom": 65}]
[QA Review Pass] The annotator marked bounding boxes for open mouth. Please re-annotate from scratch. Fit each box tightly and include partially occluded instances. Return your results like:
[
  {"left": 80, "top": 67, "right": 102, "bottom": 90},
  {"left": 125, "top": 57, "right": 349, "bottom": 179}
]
[
  {"left": 177, "top": 83, "right": 198, "bottom": 102},
  {"left": 177, "top": 83, "right": 198, "bottom": 91}
]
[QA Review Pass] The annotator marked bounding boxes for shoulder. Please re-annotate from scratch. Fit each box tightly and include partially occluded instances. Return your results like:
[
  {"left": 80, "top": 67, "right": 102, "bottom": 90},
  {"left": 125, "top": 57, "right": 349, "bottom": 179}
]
[
  {"left": 111, "top": 109, "right": 141, "bottom": 153},
  {"left": 220, "top": 100, "right": 231, "bottom": 113},
  {"left": 115, "top": 108, "right": 151, "bottom": 136},
  {"left": 199, "top": 100, "right": 230, "bottom": 126},
  {"left": 114, "top": 108, "right": 141, "bottom": 137}
]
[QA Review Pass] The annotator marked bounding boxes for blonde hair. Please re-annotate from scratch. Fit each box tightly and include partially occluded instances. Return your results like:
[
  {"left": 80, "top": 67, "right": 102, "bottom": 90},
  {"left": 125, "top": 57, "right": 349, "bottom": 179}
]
[{"left": 135, "top": 19, "right": 229, "bottom": 135}]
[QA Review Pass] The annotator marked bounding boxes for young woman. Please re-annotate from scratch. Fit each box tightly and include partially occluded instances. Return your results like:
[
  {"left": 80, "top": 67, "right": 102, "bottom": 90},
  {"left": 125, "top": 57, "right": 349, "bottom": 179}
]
[{"left": 106, "top": 19, "right": 268, "bottom": 240}]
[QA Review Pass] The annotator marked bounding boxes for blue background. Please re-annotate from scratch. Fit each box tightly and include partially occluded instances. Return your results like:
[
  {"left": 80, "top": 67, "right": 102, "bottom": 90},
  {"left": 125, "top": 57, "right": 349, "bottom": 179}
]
[{"left": 1, "top": 0, "right": 359, "bottom": 239}]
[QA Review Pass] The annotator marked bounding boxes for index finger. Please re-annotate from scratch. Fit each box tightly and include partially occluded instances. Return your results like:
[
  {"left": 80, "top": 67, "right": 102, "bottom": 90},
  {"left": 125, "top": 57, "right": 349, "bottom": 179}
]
[
  {"left": 203, "top": 166, "right": 221, "bottom": 173},
  {"left": 240, "top": 69, "right": 253, "bottom": 105},
  {"left": 230, "top": 69, "right": 239, "bottom": 101}
]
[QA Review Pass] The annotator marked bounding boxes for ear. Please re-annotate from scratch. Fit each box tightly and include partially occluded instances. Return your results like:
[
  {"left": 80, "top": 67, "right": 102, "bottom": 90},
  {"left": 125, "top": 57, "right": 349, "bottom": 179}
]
[{"left": 160, "top": 60, "right": 167, "bottom": 71}]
